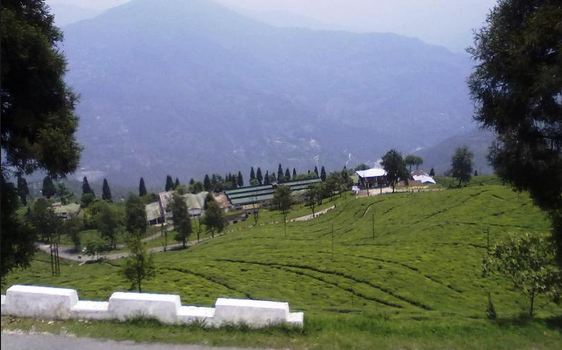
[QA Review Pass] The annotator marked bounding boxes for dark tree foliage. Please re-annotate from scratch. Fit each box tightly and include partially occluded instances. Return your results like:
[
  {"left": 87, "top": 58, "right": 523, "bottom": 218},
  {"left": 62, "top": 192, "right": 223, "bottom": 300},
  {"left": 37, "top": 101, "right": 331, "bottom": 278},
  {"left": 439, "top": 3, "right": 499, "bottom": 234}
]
[
  {"left": 264, "top": 171, "right": 270, "bottom": 185},
  {"left": 42, "top": 176, "right": 56, "bottom": 198},
  {"left": 272, "top": 185, "right": 292, "bottom": 236},
  {"left": 82, "top": 176, "right": 94, "bottom": 196},
  {"left": 189, "top": 178, "right": 195, "bottom": 185},
  {"left": 314, "top": 166, "right": 319, "bottom": 177},
  {"left": 292, "top": 168, "right": 297, "bottom": 180},
  {"left": 250, "top": 167, "right": 256, "bottom": 181},
  {"left": 17, "top": 175, "right": 30, "bottom": 206},
  {"left": 102, "top": 178, "right": 112, "bottom": 202},
  {"left": 202, "top": 200, "right": 225, "bottom": 238},
  {"left": 284, "top": 168, "right": 291, "bottom": 182},
  {"left": 171, "top": 193, "right": 192, "bottom": 248},
  {"left": 174, "top": 177, "right": 180, "bottom": 189},
  {"left": 450, "top": 146, "right": 474, "bottom": 187},
  {"left": 139, "top": 177, "right": 147, "bottom": 197},
  {"left": 355, "top": 164, "right": 370, "bottom": 171},
  {"left": 320, "top": 166, "right": 327, "bottom": 182},
  {"left": 165, "top": 175, "right": 174, "bottom": 192},
  {"left": 429, "top": 168, "right": 436, "bottom": 177},
  {"left": 405, "top": 155, "right": 424, "bottom": 171},
  {"left": 237, "top": 171, "right": 244, "bottom": 187},
  {"left": 277, "top": 164, "right": 284, "bottom": 183},
  {"left": 203, "top": 174, "right": 211, "bottom": 191},
  {"left": 468, "top": 0, "right": 562, "bottom": 262},
  {"left": 256, "top": 167, "right": 263, "bottom": 185},
  {"left": 125, "top": 194, "right": 147, "bottom": 236},
  {"left": 123, "top": 235, "right": 155, "bottom": 293},
  {"left": 381, "top": 149, "right": 409, "bottom": 193}
]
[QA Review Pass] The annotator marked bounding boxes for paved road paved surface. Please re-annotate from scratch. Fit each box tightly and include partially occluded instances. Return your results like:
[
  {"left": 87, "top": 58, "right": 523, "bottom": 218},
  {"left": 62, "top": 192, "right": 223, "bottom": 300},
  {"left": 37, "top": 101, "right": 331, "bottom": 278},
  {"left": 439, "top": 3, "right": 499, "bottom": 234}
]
[{"left": 1, "top": 332, "right": 263, "bottom": 350}]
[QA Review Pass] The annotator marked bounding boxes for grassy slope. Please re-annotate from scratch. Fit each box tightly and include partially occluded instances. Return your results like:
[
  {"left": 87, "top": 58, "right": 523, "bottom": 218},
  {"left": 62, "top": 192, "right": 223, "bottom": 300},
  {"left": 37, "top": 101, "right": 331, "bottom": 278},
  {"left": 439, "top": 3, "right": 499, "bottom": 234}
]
[{"left": 3, "top": 178, "right": 562, "bottom": 349}]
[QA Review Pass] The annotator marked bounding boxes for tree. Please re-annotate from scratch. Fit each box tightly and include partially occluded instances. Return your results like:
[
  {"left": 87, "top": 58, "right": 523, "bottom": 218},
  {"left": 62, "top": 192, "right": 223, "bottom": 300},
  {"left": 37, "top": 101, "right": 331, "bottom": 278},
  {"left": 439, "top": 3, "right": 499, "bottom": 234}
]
[
  {"left": 340, "top": 167, "right": 353, "bottom": 195},
  {"left": 125, "top": 194, "right": 147, "bottom": 236},
  {"left": 250, "top": 167, "right": 256, "bottom": 182},
  {"left": 139, "top": 177, "right": 147, "bottom": 197},
  {"left": 355, "top": 164, "right": 370, "bottom": 171},
  {"left": 305, "top": 184, "right": 320, "bottom": 217},
  {"left": 96, "top": 201, "right": 121, "bottom": 249},
  {"left": 82, "top": 176, "right": 94, "bottom": 196},
  {"left": 474, "top": 170, "right": 479, "bottom": 177},
  {"left": 256, "top": 168, "right": 263, "bottom": 185},
  {"left": 171, "top": 193, "right": 192, "bottom": 248},
  {"left": 203, "top": 174, "right": 211, "bottom": 191},
  {"left": 1, "top": 0, "right": 81, "bottom": 283},
  {"left": 80, "top": 193, "right": 95, "bottom": 208},
  {"left": 63, "top": 216, "right": 82, "bottom": 252},
  {"left": 202, "top": 200, "right": 225, "bottom": 238},
  {"left": 264, "top": 171, "right": 270, "bottom": 185},
  {"left": 189, "top": 181, "right": 203, "bottom": 194},
  {"left": 174, "top": 177, "right": 180, "bottom": 189},
  {"left": 237, "top": 171, "right": 244, "bottom": 187},
  {"left": 102, "top": 178, "right": 112, "bottom": 202},
  {"left": 429, "top": 168, "right": 435, "bottom": 177},
  {"left": 165, "top": 175, "right": 174, "bottom": 192},
  {"left": 56, "top": 182, "right": 72, "bottom": 204},
  {"left": 123, "top": 235, "right": 155, "bottom": 293},
  {"left": 320, "top": 166, "right": 327, "bottom": 182},
  {"left": 284, "top": 168, "right": 291, "bottom": 182},
  {"left": 292, "top": 168, "right": 297, "bottom": 180},
  {"left": 42, "top": 176, "right": 56, "bottom": 198},
  {"left": 30, "top": 197, "right": 61, "bottom": 275},
  {"left": 450, "top": 146, "right": 474, "bottom": 187},
  {"left": 381, "top": 150, "right": 409, "bottom": 193},
  {"left": 314, "top": 166, "right": 319, "bottom": 177},
  {"left": 272, "top": 185, "right": 292, "bottom": 236},
  {"left": 277, "top": 164, "right": 284, "bottom": 183},
  {"left": 17, "top": 175, "right": 30, "bottom": 206},
  {"left": 468, "top": 0, "right": 562, "bottom": 263},
  {"left": 483, "top": 233, "right": 561, "bottom": 317},
  {"left": 405, "top": 155, "right": 424, "bottom": 171}
]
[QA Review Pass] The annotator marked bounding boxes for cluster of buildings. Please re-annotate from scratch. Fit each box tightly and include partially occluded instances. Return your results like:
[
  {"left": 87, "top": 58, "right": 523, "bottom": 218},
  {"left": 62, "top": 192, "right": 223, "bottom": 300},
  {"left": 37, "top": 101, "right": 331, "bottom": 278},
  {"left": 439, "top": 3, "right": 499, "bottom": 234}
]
[{"left": 353, "top": 167, "right": 436, "bottom": 193}]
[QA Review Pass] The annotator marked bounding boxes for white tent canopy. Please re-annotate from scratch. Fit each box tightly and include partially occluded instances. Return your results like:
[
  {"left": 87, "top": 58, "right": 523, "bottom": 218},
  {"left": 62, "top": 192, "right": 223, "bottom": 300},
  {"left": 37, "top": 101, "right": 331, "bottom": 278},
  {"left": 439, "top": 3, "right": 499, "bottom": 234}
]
[
  {"left": 356, "top": 168, "right": 387, "bottom": 178},
  {"left": 413, "top": 175, "right": 436, "bottom": 184}
]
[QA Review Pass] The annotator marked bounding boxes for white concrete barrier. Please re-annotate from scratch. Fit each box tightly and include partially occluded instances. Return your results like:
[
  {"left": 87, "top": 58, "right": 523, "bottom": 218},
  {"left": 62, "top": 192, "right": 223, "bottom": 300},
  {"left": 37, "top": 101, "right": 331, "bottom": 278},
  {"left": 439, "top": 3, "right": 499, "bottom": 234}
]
[
  {"left": 0, "top": 285, "right": 303, "bottom": 328},
  {"left": 108, "top": 292, "right": 181, "bottom": 324},
  {"left": 5, "top": 285, "right": 78, "bottom": 319}
]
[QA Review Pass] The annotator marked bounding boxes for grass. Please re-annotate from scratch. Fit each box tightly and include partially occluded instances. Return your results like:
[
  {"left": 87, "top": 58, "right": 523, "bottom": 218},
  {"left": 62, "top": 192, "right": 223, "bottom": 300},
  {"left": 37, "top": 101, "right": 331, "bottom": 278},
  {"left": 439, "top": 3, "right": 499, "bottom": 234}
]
[{"left": 3, "top": 177, "right": 562, "bottom": 349}]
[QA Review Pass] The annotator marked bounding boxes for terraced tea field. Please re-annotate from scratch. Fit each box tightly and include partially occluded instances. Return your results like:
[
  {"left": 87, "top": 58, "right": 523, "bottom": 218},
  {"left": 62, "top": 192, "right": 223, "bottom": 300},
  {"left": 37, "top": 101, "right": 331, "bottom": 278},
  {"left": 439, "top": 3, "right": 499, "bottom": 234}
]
[{"left": 4, "top": 180, "right": 562, "bottom": 349}]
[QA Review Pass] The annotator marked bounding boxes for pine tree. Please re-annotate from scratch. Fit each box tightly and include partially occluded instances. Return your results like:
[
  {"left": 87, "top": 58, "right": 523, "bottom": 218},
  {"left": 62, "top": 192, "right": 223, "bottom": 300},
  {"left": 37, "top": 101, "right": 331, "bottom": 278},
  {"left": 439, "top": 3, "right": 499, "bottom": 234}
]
[
  {"left": 203, "top": 174, "right": 211, "bottom": 191},
  {"left": 237, "top": 171, "right": 244, "bottom": 187},
  {"left": 82, "top": 176, "right": 94, "bottom": 196},
  {"left": 102, "top": 178, "right": 112, "bottom": 202},
  {"left": 314, "top": 166, "right": 319, "bottom": 178},
  {"left": 17, "top": 176, "right": 30, "bottom": 205},
  {"left": 284, "top": 168, "right": 291, "bottom": 182},
  {"left": 256, "top": 167, "right": 263, "bottom": 185},
  {"left": 292, "top": 168, "right": 297, "bottom": 180},
  {"left": 277, "top": 164, "right": 284, "bottom": 183},
  {"left": 189, "top": 178, "right": 195, "bottom": 185},
  {"left": 139, "top": 177, "right": 147, "bottom": 197},
  {"left": 264, "top": 171, "right": 270, "bottom": 185},
  {"left": 165, "top": 175, "right": 174, "bottom": 192},
  {"left": 250, "top": 167, "right": 256, "bottom": 181},
  {"left": 42, "top": 176, "right": 56, "bottom": 198},
  {"left": 320, "top": 166, "right": 327, "bottom": 182},
  {"left": 429, "top": 168, "right": 435, "bottom": 177},
  {"left": 174, "top": 177, "right": 180, "bottom": 189}
]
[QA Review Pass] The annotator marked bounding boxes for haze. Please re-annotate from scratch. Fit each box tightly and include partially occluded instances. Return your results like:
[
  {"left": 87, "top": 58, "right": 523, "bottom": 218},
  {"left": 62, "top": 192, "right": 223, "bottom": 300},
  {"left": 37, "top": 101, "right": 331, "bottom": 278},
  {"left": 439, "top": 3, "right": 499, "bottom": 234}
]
[{"left": 47, "top": 0, "right": 497, "bottom": 51}]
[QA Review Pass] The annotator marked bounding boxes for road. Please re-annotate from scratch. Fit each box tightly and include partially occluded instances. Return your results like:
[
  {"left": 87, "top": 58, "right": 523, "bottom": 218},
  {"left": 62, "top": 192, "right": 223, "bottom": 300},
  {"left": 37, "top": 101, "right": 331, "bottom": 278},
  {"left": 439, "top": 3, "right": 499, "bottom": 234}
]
[{"left": 1, "top": 331, "right": 262, "bottom": 350}]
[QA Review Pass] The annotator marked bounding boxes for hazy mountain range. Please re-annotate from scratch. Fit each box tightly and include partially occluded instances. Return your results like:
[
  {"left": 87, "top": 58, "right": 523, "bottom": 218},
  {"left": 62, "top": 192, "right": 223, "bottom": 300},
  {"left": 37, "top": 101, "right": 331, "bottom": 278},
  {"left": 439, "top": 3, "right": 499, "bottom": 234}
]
[{"left": 60, "top": 0, "right": 491, "bottom": 186}]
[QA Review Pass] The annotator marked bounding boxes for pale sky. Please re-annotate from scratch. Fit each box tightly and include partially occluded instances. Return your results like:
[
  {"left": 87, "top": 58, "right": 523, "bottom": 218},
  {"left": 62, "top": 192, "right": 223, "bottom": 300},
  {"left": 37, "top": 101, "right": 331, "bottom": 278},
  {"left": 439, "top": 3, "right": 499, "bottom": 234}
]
[{"left": 47, "top": 0, "right": 498, "bottom": 51}]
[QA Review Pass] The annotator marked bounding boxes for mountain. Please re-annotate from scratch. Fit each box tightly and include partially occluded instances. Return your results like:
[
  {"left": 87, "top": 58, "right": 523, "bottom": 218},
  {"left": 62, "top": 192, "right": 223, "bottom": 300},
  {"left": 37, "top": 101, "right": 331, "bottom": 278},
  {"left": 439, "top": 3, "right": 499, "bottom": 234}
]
[
  {"left": 62, "top": 0, "right": 476, "bottom": 187},
  {"left": 415, "top": 128, "right": 496, "bottom": 176}
]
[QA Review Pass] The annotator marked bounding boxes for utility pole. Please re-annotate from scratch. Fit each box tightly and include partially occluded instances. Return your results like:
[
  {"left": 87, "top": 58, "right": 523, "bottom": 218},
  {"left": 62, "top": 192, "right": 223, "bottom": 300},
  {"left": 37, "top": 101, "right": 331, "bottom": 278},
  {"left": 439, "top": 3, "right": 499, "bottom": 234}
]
[
  {"left": 331, "top": 223, "right": 334, "bottom": 261},
  {"left": 372, "top": 211, "right": 375, "bottom": 240}
]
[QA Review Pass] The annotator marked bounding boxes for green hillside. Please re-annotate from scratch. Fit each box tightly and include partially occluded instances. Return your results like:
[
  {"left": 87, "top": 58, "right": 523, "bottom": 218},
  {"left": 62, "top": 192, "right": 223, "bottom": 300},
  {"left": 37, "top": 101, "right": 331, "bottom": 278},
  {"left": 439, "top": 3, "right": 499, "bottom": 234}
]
[{"left": 4, "top": 179, "right": 562, "bottom": 349}]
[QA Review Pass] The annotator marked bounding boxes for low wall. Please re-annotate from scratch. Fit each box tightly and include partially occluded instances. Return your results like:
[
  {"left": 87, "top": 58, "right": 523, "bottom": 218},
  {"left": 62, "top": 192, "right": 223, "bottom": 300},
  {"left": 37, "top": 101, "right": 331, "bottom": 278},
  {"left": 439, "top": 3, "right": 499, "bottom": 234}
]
[{"left": 1, "top": 285, "right": 303, "bottom": 328}]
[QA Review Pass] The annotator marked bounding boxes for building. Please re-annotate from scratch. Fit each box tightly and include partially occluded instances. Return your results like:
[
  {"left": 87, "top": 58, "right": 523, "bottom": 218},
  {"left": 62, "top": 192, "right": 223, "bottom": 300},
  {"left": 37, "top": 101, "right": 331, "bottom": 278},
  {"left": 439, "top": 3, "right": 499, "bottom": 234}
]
[
  {"left": 52, "top": 202, "right": 80, "bottom": 220},
  {"left": 411, "top": 170, "right": 436, "bottom": 184},
  {"left": 145, "top": 202, "right": 164, "bottom": 225},
  {"left": 355, "top": 168, "right": 388, "bottom": 189},
  {"left": 224, "top": 178, "right": 322, "bottom": 208},
  {"left": 146, "top": 191, "right": 209, "bottom": 225}
]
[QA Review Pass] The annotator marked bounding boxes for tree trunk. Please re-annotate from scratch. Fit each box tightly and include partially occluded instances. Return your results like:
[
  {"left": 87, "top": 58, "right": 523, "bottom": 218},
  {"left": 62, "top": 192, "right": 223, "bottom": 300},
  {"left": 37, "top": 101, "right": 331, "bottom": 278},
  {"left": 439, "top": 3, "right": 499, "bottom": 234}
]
[{"left": 529, "top": 292, "right": 535, "bottom": 318}]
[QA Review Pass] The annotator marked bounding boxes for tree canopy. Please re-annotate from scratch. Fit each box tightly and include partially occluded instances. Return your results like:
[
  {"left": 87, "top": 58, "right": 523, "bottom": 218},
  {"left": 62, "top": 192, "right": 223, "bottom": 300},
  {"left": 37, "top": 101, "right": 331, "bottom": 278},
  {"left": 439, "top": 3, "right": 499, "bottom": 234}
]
[
  {"left": 468, "top": 0, "right": 562, "bottom": 261},
  {"left": 125, "top": 194, "right": 147, "bottom": 236},
  {"left": 450, "top": 146, "right": 474, "bottom": 187},
  {"left": 381, "top": 149, "right": 408, "bottom": 192},
  {"left": 1, "top": 0, "right": 81, "bottom": 283},
  {"left": 171, "top": 193, "right": 192, "bottom": 248}
]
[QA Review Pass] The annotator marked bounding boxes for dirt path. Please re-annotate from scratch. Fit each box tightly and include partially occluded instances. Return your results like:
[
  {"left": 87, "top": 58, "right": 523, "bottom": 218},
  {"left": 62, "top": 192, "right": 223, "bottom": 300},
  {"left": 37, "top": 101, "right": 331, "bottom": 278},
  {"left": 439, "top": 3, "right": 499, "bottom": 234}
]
[{"left": 290, "top": 205, "right": 335, "bottom": 222}]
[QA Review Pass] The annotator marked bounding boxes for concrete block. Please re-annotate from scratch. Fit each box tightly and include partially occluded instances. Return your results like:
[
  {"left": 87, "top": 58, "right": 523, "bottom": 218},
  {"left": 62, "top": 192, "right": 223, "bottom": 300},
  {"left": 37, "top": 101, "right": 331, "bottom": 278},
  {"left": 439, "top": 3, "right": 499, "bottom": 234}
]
[
  {"left": 5, "top": 285, "right": 78, "bottom": 319},
  {"left": 70, "top": 301, "right": 111, "bottom": 320},
  {"left": 214, "top": 298, "right": 289, "bottom": 327},
  {"left": 177, "top": 306, "right": 215, "bottom": 325},
  {"left": 287, "top": 312, "right": 304, "bottom": 327},
  {"left": 108, "top": 292, "right": 181, "bottom": 324},
  {"left": 1, "top": 295, "right": 6, "bottom": 315}
]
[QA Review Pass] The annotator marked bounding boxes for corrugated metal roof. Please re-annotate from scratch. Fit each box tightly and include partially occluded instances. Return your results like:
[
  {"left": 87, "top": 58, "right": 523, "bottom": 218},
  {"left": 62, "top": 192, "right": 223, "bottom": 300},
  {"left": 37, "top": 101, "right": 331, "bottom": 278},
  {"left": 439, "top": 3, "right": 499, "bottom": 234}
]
[
  {"left": 145, "top": 202, "right": 162, "bottom": 221},
  {"left": 356, "top": 168, "right": 387, "bottom": 178}
]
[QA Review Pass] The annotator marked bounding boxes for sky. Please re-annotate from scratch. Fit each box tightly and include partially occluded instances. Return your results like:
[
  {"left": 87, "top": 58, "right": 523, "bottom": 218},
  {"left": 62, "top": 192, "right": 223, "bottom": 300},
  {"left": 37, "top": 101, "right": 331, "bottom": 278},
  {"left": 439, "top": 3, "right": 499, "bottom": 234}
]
[{"left": 46, "top": 0, "right": 498, "bottom": 52}]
